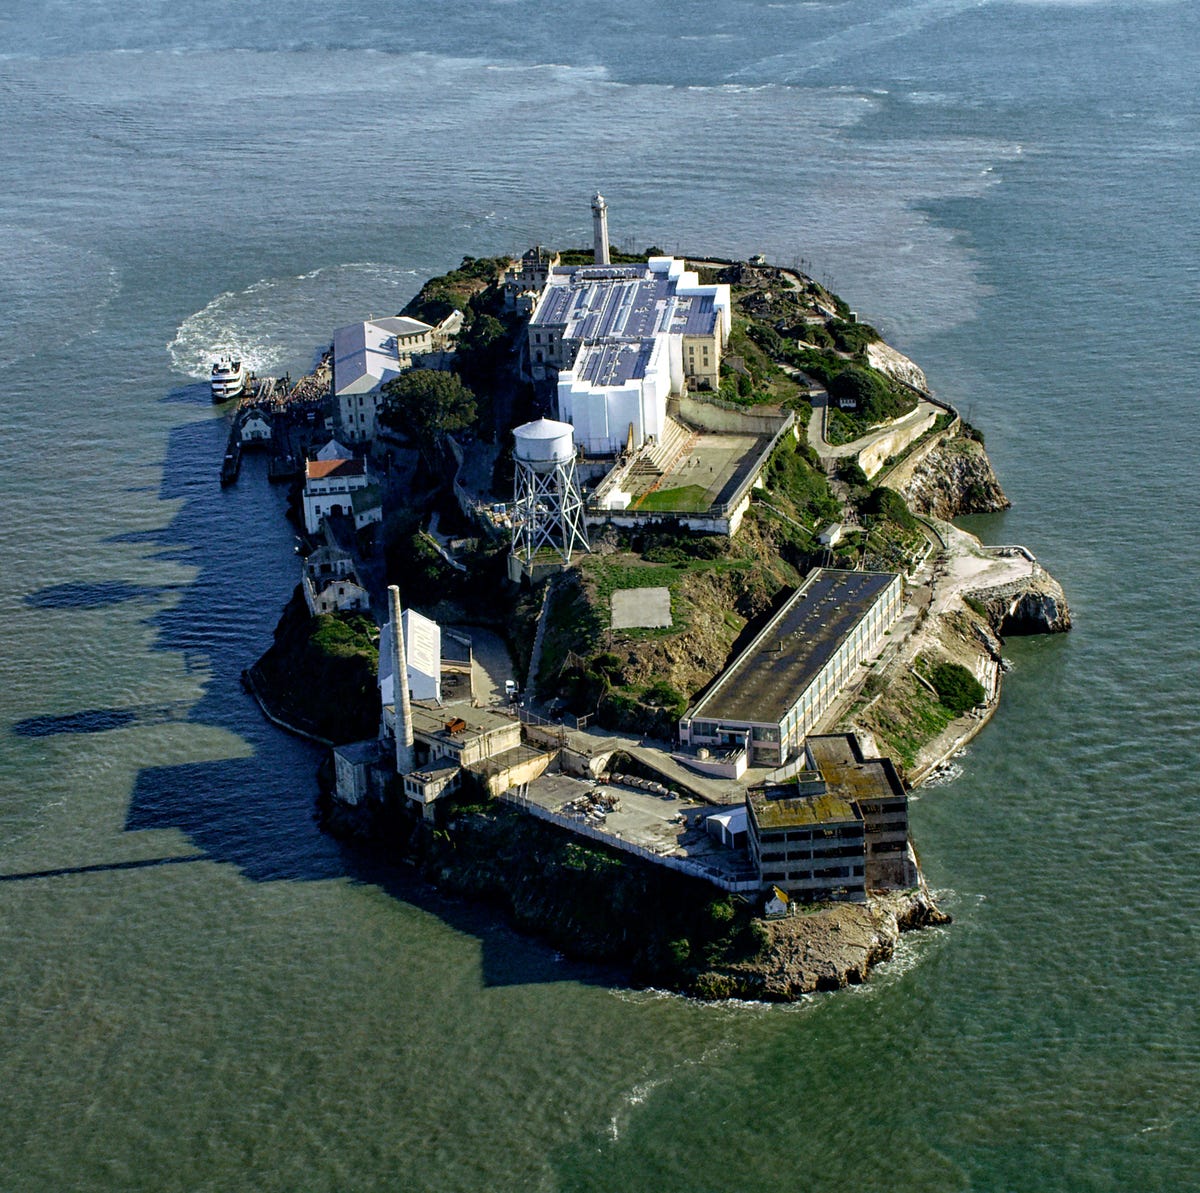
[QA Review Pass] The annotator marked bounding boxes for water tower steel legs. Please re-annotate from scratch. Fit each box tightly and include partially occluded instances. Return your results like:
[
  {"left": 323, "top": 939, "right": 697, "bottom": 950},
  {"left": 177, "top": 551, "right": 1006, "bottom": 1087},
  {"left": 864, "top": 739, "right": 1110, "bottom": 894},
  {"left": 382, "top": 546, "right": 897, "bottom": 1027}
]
[{"left": 512, "top": 454, "right": 589, "bottom": 567}]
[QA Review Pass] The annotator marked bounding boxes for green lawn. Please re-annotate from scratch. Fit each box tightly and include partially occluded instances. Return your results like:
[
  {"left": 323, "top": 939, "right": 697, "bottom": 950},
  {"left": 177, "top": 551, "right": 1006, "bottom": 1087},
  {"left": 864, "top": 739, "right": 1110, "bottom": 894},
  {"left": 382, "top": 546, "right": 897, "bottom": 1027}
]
[{"left": 635, "top": 484, "right": 712, "bottom": 513}]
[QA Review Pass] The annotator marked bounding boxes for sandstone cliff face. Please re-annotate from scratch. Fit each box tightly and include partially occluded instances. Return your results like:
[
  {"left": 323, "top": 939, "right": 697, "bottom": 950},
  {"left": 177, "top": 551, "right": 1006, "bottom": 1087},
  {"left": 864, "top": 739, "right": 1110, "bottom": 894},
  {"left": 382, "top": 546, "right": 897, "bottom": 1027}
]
[
  {"left": 968, "top": 570, "right": 1072, "bottom": 636},
  {"left": 866, "top": 340, "right": 929, "bottom": 392},
  {"left": 898, "top": 437, "right": 1010, "bottom": 520}
]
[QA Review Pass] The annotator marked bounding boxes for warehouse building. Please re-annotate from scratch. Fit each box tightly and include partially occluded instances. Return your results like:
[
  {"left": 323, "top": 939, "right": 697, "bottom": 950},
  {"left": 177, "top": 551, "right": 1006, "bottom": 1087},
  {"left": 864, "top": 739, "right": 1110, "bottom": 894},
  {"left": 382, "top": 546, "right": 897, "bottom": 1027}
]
[{"left": 679, "top": 569, "right": 903, "bottom": 768}]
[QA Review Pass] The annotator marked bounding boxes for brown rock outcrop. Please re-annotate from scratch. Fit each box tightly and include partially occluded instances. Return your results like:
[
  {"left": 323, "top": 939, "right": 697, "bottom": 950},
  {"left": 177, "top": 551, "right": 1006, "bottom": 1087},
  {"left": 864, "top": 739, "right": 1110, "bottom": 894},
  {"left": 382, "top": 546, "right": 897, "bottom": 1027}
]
[
  {"left": 693, "top": 887, "right": 950, "bottom": 1001},
  {"left": 968, "top": 569, "right": 1072, "bottom": 636},
  {"left": 898, "top": 436, "right": 1010, "bottom": 520}
]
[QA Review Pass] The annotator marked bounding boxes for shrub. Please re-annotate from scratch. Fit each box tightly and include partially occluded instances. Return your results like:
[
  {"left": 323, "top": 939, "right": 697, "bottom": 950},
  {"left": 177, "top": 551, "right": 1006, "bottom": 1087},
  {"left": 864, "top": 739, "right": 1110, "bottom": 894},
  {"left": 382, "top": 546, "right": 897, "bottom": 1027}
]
[
  {"left": 862, "top": 485, "right": 917, "bottom": 531},
  {"left": 929, "top": 662, "right": 985, "bottom": 714},
  {"left": 837, "top": 458, "right": 870, "bottom": 487}
]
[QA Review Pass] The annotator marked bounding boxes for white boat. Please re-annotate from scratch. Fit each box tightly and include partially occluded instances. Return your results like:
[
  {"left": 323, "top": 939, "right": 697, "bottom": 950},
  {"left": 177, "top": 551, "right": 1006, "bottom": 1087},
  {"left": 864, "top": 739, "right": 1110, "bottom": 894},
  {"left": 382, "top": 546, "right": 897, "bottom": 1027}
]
[{"left": 210, "top": 355, "right": 246, "bottom": 402}]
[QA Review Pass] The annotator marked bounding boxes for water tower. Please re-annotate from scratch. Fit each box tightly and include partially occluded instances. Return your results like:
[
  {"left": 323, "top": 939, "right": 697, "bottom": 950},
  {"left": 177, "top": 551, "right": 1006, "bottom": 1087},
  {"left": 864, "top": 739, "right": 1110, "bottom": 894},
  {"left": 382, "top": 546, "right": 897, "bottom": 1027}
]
[{"left": 511, "top": 418, "right": 589, "bottom": 571}]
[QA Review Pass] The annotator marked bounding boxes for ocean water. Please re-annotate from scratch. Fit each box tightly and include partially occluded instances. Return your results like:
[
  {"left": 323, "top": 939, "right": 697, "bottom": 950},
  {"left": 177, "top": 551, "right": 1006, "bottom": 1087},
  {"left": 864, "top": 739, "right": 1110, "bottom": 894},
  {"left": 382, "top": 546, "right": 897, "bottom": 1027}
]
[{"left": 2, "top": 2, "right": 1197, "bottom": 1190}]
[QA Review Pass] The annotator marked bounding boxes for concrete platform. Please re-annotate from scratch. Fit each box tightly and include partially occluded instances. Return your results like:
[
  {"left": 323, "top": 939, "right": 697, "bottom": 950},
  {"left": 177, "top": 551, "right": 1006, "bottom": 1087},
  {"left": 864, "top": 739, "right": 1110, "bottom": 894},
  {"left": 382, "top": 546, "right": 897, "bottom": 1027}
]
[
  {"left": 611, "top": 586, "right": 672, "bottom": 629},
  {"left": 630, "top": 431, "right": 767, "bottom": 513},
  {"left": 518, "top": 770, "right": 758, "bottom": 885}
]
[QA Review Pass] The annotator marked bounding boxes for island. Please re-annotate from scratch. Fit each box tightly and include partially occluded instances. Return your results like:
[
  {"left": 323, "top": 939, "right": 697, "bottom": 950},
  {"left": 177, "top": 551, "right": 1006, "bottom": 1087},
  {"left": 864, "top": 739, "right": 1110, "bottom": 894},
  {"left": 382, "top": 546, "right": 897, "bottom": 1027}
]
[{"left": 228, "top": 196, "right": 1069, "bottom": 1000}]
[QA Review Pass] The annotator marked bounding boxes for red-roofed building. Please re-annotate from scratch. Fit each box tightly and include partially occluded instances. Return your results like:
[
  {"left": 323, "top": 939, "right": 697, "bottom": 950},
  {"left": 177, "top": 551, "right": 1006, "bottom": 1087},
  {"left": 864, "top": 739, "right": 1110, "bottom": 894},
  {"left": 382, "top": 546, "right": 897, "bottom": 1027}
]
[{"left": 302, "top": 455, "right": 374, "bottom": 534}]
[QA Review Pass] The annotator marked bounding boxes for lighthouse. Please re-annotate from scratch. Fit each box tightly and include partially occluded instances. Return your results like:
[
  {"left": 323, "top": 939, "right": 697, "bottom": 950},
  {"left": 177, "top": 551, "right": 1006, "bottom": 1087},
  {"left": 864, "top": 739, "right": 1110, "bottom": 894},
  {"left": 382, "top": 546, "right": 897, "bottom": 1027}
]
[{"left": 591, "top": 192, "right": 610, "bottom": 265}]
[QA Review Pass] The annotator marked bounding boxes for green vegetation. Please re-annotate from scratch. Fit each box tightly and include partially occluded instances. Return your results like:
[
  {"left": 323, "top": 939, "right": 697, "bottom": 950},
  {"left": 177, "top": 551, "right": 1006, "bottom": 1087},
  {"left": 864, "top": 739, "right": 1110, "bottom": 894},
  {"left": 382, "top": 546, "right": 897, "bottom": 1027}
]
[
  {"left": 556, "top": 247, "right": 655, "bottom": 265},
  {"left": 827, "top": 364, "right": 916, "bottom": 430},
  {"left": 252, "top": 591, "right": 379, "bottom": 744},
  {"left": 635, "top": 484, "right": 711, "bottom": 513},
  {"left": 380, "top": 369, "right": 476, "bottom": 448},
  {"left": 763, "top": 436, "right": 841, "bottom": 529},
  {"left": 861, "top": 672, "right": 956, "bottom": 771},
  {"left": 927, "top": 661, "right": 985, "bottom": 714},
  {"left": 827, "top": 318, "right": 880, "bottom": 356},
  {"left": 401, "top": 255, "right": 508, "bottom": 324},
  {"left": 861, "top": 485, "right": 917, "bottom": 531},
  {"left": 837, "top": 458, "right": 869, "bottom": 487}
]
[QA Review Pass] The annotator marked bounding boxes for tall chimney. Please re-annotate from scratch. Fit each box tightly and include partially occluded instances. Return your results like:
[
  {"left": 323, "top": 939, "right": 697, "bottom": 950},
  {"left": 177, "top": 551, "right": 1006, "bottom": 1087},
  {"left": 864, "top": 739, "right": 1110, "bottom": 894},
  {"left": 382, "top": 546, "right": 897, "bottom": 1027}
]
[
  {"left": 591, "top": 192, "right": 610, "bottom": 266},
  {"left": 389, "top": 585, "right": 414, "bottom": 776}
]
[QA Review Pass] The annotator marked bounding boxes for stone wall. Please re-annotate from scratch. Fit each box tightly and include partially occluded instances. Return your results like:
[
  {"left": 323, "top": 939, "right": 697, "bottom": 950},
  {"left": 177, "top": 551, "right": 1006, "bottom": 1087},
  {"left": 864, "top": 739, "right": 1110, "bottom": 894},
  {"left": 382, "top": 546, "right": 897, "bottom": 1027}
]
[{"left": 857, "top": 408, "right": 938, "bottom": 480}]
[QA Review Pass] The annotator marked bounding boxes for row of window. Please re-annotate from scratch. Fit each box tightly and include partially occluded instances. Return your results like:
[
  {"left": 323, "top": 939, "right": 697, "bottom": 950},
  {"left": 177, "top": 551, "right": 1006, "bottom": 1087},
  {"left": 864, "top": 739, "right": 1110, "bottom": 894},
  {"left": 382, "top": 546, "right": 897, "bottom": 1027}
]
[{"left": 761, "top": 865, "right": 865, "bottom": 882}]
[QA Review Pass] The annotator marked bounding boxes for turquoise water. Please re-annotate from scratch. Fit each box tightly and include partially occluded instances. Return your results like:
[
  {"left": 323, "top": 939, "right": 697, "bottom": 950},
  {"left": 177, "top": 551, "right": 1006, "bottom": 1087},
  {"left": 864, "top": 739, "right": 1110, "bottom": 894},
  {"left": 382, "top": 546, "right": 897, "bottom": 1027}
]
[{"left": 2, "top": 3, "right": 1197, "bottom": 1189}]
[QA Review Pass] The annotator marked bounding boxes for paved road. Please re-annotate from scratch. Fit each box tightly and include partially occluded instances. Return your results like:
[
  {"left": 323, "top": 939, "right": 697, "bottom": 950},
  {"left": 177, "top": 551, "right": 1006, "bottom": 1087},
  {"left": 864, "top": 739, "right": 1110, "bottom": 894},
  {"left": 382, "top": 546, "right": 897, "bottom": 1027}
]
[
  {"left": 805, "top": 384, "right": 940, "bottom": 462},
  {"left": 467, "top": 626, "right": 515, "bottom": 707}
]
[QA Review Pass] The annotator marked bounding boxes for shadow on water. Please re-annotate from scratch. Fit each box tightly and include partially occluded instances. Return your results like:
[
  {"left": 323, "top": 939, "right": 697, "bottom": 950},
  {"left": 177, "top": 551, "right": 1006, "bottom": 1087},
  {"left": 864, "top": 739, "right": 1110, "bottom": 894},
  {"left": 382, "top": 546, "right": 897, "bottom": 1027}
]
[
  {"left": 23, "top": 581, "right": 169, "bottom": 610},
  {"left": 14, "top": 707, "right": 143, "bottom": 736},
  {"left": 21, "top": 391, "right": 601, "bottom": 990}
]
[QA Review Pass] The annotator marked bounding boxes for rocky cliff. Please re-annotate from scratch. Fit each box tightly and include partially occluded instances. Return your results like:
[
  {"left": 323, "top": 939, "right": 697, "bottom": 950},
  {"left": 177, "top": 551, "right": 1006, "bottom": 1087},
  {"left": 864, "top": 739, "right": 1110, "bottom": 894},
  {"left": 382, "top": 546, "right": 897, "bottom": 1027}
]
[
  {"left": 968, "top": 569, "right": 1073, "bottom": 636},
  {"left": 692, "top": 887, "right": 950, "bottom": 1000},
  {"left": 898, "top": 436, "right": 1010, "bottom": 520},
  {"left": 867, "top": 340, "right": 929, "bottom": 392}
]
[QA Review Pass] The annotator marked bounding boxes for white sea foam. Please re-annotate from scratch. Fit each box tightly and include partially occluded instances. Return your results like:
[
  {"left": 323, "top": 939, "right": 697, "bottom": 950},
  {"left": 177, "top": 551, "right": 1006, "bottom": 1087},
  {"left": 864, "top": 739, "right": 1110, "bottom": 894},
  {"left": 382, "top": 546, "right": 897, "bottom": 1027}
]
[{"left": 167, "top": 262, "right": 421, "bottom": 379}]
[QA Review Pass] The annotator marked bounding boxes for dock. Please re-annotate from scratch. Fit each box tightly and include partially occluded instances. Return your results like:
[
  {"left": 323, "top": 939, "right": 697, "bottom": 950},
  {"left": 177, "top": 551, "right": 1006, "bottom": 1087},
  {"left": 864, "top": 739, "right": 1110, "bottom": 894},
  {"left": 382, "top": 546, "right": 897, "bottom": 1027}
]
[{"left": 217, "top": 360, "right": 334, "bottom": 486}]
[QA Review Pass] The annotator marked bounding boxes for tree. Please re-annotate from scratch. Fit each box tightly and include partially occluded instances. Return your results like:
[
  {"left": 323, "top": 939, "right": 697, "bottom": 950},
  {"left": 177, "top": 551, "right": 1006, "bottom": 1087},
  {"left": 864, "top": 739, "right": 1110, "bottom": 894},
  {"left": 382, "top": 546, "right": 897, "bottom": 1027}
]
[{"left": 380, "top": 369, "right": 477, "bottom": 446}]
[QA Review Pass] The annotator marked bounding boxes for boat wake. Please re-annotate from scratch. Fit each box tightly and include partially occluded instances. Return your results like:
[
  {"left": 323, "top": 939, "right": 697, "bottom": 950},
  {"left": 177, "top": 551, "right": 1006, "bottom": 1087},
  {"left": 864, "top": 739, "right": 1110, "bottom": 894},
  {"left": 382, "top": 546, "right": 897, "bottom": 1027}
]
[{"left": 167, "top": 261, "right": 421, "bottom": 380}]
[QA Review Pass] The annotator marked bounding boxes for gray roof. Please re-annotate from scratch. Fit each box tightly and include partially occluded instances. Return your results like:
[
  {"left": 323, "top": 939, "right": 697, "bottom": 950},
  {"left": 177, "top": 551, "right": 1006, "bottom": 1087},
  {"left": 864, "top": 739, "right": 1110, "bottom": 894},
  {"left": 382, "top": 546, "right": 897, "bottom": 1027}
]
[
  {"left": 574, "top": 339, "right": 657, "bottom": 387},
  {"left": 690, "top": 570, "right": 899, "bottom": 726},
  {"left": 531, "top": 266, "right": 718, "bottom": 344},
  {"left": 332, "top": 317, "right": 432, "bottom": 396}
]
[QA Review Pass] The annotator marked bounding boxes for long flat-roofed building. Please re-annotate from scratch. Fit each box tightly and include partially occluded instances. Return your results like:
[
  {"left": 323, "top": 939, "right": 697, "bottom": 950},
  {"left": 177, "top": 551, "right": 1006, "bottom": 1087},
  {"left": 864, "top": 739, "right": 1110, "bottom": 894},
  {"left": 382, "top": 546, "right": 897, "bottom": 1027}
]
[
  {"left": 527, "top": 255, "right": 731, "bottom": 454},
  {"left": 679, "top": 569, "right": 903, "bottom": 767}
]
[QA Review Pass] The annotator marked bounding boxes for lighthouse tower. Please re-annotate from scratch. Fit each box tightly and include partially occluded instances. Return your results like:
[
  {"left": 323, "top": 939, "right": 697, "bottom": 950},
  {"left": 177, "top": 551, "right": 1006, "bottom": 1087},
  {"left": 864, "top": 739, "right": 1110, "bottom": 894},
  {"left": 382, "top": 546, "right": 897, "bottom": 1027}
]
[{"left": 591, "top": 192, "right": 610, "bottom": 265}]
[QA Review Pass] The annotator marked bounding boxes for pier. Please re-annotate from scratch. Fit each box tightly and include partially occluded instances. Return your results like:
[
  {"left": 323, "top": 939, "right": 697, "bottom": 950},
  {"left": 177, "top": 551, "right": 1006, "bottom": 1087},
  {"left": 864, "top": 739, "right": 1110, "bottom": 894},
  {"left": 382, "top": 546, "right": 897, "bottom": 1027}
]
[{"left": 217, "top": 356, "right": 334, "bottom": 486}]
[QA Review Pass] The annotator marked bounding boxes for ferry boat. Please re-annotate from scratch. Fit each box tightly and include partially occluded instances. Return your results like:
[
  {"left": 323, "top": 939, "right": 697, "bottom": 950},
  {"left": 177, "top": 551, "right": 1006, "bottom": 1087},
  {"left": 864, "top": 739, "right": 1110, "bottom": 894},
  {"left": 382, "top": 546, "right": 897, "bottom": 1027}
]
[{"left": 210, "top": 355, "right": 246, "bottom": 402}]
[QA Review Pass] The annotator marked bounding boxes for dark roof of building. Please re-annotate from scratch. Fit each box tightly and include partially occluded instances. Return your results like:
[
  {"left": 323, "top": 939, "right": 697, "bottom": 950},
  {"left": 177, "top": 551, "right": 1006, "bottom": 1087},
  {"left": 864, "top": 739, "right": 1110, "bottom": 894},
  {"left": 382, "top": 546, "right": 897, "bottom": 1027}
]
[
  {"left": 806, "top": 734, "right": 906, "bottom": 805},
  {"left": 689, "top": 569, "right": 899, "bottom": 725},
  {"left": 748, "top": 789, "right": 862, "bottom": 831}
]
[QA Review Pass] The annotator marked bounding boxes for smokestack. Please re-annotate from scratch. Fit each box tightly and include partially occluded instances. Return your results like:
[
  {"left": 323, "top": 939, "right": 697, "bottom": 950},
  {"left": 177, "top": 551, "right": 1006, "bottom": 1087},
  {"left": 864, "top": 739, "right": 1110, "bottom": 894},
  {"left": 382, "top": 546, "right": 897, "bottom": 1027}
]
[{"left": 389, "top": 585, "right": 414, "bottom": 776}]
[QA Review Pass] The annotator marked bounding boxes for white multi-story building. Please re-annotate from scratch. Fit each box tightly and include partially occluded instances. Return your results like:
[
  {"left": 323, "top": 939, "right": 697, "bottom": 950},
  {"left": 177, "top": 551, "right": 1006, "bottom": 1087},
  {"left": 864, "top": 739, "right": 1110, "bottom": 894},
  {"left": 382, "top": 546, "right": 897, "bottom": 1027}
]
[
  {"left": 301, "top": 456, "right": 379, "bottom": 534},
  {"left": 527, "top": 256, "right": 731, "bottom": 455}
]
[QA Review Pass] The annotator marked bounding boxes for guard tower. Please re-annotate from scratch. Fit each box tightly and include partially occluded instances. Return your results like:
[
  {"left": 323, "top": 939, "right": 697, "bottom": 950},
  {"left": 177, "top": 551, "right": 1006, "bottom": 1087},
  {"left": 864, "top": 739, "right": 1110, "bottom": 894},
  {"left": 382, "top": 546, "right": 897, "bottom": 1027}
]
[
  {"left": 591, "top": 192, "right": 610, "bottom": 265},
  {"left": 510, "top": 418, "right": 589, "bottom": 578}
]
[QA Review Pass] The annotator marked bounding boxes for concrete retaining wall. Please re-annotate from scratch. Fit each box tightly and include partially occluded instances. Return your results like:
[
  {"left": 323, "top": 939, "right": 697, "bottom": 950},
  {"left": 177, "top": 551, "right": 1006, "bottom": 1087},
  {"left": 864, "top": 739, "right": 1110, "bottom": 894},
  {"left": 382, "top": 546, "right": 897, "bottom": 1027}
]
[
  {"left": 857, "top": 409, "right": 937, "bottom": 479},
  {"left": 678, "top": 395, "right": 792, "bottom": 436}
]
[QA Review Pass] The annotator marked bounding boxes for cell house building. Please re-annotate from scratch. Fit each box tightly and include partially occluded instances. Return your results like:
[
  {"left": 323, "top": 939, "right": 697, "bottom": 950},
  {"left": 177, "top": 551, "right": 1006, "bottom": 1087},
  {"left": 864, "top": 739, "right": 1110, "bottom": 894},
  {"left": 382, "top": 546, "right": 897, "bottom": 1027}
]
[
  {"left": 679, "top": 569, "right": 903, "bottom": 768},
  {"left": 527, "top": 254, "right": 731, "bottom": 455}
]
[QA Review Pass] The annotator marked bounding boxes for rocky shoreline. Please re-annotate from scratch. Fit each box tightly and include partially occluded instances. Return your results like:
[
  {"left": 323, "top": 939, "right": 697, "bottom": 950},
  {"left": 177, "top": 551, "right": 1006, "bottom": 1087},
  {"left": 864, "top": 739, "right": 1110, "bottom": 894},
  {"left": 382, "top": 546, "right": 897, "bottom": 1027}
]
[{"left": 691, "top": 884, "right": 951, "bottom": 1000}]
